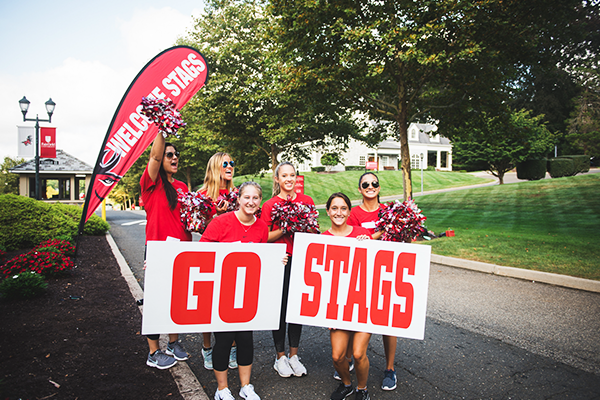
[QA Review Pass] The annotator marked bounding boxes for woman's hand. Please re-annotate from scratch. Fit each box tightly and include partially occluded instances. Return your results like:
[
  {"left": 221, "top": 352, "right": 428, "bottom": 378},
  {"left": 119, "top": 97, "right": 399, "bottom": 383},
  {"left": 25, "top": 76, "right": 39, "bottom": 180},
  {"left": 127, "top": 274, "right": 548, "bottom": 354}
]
[
  {"left": 215, "top": 200, "right": 229, "bottom": 214},
  {"left": 282, "top": 254, "right": 289, "bottom": 265},
  {"left": 356, "top": 234, "right": 371, "bottom": 241}
]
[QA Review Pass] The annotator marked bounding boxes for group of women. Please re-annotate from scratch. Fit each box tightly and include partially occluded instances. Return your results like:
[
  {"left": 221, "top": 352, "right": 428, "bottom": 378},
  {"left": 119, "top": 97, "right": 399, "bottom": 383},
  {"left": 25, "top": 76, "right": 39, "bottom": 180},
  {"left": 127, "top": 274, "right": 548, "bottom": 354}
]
[{"left": 141, "top": 131, "right": 398, "bottom": 400}]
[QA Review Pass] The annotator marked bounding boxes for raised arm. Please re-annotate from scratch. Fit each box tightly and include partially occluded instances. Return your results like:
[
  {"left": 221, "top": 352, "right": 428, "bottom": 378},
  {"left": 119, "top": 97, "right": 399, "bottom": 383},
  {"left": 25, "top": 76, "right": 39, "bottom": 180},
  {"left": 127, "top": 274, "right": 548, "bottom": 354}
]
[{"left": 147, "top": 131, "right": 165, "bottom": 183}]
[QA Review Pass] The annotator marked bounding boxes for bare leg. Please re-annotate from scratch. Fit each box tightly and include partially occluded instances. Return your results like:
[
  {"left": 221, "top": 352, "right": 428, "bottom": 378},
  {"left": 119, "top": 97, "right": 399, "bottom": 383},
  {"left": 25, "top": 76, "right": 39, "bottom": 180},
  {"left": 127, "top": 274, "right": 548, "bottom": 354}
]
[
  {"left": 330, "top": 329, "right": 353, "bottom": 385},
  {"left": 147, "top": 338, "right": 160, "bottom": 353},
  {"left": 203, "top": 332, "right": 212, "bottom": 348},
  {"left": 238, "top": 364, "right": 252, "bottom": 387},
  {"left": 352, "top": 332, "right": 372, "bottom": 389},
  {"left": 383, "top": 335, "right": 397, "bottom": 370},
  {"left": 215, "top": 369, "right": 228, "bottom": 390}
]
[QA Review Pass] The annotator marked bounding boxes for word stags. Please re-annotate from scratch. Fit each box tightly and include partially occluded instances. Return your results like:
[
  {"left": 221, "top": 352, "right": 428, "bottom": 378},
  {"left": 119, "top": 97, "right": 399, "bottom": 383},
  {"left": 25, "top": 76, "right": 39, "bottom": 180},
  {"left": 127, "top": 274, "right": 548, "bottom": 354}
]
[{"left": 301, "top": 243, "right": 417, "bottom": 329}]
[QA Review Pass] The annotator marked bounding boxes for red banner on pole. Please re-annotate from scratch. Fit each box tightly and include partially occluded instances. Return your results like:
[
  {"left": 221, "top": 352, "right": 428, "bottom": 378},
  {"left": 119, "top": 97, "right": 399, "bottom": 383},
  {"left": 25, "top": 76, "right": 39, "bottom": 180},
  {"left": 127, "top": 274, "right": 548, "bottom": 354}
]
[
  {"left": 40, "top": 127, "right": 56, "bottom": 158},
  {"left": 79, "top": 46, "right": 209, "bottom": 224}
]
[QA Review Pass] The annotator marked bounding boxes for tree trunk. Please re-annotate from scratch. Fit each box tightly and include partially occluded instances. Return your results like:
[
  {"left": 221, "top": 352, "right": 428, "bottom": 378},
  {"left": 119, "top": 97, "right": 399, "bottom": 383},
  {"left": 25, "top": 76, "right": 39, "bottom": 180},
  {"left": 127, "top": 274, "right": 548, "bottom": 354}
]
[
  {"left": 498, "top": 172, "right": 504, "bottom": 184},
  {"left": 271, "top": 144, "right": 280, "bottom": 194},
  {"left": 186, "top": 166, "right": 192, "bottom": 191},
  {"left": 397, "top": 113, "right": 412, "bottom": 200}
]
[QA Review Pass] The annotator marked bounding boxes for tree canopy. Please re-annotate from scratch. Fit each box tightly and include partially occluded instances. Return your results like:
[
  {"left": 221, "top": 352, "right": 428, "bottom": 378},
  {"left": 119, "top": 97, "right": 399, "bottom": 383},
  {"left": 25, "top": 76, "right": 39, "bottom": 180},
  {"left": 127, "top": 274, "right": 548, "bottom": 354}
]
[
  {"left": 270, "top": 0, "right": 588, "bottom": 199},
  {"left": 178, "top": 0, "right": 362, "bottom": 176},
  {"left": 452, "top": 109, "right": 554, "bottom": 184}
]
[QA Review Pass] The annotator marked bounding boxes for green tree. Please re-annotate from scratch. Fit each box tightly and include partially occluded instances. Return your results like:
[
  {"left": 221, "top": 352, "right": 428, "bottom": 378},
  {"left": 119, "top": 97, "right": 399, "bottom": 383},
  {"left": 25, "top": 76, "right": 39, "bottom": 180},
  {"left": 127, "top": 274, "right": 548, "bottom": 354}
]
[
  {"left": 567, "top": 70, "right": 600, "bottom": 159},
  {"left": 270, "top": 0, "right": 585, "bottom": 200},
  {"left": 0, "top": 157, "right": 24, "bottom": 195},
  {"left": 320, "top": 152, "right": 341, "bottom": 172},
  {"left": 178, "top": 0, "right": 361, "bottom": 176},
  {"left": 452, "top": 110, "right": 554, "bottom": 184}
]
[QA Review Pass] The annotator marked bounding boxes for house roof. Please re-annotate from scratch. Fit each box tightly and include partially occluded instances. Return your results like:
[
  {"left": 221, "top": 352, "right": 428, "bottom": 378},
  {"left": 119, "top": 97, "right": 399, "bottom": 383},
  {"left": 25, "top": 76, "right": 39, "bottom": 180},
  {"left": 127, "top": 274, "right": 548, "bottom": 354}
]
[{"left": 9, "top": 150, "right": 93, "bottom": 174}]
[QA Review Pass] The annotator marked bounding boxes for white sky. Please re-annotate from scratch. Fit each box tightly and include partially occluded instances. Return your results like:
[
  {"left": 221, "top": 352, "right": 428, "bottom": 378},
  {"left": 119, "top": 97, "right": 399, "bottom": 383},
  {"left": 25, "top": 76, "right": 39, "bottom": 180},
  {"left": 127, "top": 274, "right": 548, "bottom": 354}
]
[{"left": 0, "top": 1, "right": 204, "bottom": 165}]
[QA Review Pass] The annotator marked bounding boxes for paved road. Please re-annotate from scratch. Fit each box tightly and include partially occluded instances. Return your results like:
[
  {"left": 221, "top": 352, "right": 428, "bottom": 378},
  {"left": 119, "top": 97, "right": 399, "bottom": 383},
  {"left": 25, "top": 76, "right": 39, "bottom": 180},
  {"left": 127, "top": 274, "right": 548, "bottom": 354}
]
[{"left": 105, "top": 208, "right": 600, "bottom": 399}]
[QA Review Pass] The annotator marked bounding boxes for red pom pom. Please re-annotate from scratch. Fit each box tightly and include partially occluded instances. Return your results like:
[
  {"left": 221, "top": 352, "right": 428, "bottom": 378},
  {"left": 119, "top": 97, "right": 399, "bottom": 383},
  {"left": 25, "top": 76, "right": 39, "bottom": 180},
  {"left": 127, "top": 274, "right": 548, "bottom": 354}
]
[
  {"left": 270, "top": 196, "right": 320, "bottom": 234},
  {"left": 140, "top": 97, "right": 187, "bottom": 138},
  {"left": 178, "top": 191, "right": 213, "bottom": 233},
  {"left": 375, "top": 199, "right": 427, "bottom": 242}
]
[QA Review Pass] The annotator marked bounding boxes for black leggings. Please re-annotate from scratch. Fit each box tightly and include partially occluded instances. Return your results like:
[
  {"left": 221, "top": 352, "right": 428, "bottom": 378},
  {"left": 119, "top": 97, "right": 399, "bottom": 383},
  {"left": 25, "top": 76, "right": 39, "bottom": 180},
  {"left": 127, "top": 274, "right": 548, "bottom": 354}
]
[
  {"left": 213, "top": 331, "right": 253, "bottom": 371},
  {"left": 272, "top": 257, "right": 302, "bottom": 353}
]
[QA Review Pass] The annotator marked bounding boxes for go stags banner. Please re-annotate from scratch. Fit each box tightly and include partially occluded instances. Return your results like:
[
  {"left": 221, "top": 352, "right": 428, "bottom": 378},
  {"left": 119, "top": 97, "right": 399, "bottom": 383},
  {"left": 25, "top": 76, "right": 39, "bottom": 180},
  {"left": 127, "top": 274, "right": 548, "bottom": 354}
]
[
  {"left": 80, "top": 45, "right": 209, "bottom": 224},
  {"left": 142, "top": 242, "right": 287, "bottom": 335},
  {"left": 286, "top": 233, "right": 431, "bottom": 340}
]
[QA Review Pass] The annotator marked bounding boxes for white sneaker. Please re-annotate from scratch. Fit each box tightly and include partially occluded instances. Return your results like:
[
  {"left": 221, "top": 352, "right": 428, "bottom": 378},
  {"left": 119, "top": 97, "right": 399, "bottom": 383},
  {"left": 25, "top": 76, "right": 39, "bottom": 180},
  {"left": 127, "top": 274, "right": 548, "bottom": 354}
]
[
  {"left": 239, "top": 383, "right": 261, "bottom": 400},
  {"left": 273, "top": 355, "right": 294, "bottom": 377},
  {"left": 214, "top": 387, "right": 235, "bottom": 400},
  {"left": 288, "top": 354, "right": 307, "bottom": 377}
]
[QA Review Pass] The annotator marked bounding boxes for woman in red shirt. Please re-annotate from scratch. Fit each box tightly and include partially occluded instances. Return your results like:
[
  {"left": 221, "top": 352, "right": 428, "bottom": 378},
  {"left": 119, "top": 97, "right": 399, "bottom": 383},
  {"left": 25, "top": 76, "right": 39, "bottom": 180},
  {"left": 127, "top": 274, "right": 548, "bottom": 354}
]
[
  {"left": 141, "top": 131, "right": 191, "bottom": 370},
  {"left": 200, "top": 181, "right": 269, "bottom": 400},
  {"left": 260, "top": 161, "right": 312, "bottom": 378},
  {"left": 198, "top": 152, "right": 238, "bottom": 370},
  {"left": 347, "top": 172, "right": 398, "bottom": 391},
  {"left": 323, "top": 192, "right": 371, "bottom": 400}
]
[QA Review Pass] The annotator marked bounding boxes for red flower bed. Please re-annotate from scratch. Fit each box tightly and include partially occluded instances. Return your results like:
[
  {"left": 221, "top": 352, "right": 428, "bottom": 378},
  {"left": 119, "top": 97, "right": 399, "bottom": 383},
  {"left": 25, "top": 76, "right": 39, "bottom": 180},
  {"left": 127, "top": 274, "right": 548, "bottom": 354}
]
[{"left": 1, "top": 250, "right": 74, "bottom": 279}]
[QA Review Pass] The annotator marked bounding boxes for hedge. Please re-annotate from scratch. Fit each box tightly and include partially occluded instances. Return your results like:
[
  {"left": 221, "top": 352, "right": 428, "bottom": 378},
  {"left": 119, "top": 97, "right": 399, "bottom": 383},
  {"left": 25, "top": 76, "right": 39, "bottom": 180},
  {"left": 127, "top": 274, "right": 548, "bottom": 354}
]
[
  {"left": 557, "top": 155, "right": 590, "bottom": 175},
  {"left": 516, "top": 159, "right": 547, "bottom": 181},
  {"left": 547, "top": 158, "right": 575, "bottom": 178},
  {"left": 0, "top": 194, "right": 110, "bottom": 251}
]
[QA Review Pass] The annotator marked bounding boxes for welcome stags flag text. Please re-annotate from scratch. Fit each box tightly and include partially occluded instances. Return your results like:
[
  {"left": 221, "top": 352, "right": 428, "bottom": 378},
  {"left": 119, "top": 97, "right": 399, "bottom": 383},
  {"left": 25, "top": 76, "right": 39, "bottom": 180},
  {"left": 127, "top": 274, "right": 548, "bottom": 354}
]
[{"left": 78, "top": 45, "right": 209, "bottom": 229}]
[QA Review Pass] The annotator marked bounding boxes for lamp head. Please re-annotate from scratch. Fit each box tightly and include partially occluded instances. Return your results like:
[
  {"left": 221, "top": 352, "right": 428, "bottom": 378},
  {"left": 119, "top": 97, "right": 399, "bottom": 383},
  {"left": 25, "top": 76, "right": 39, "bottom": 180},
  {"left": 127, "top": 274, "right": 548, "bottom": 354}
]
[
  {"left": 45, "top": 98, "right": 56, "bottom": 118},
  {"left": 19, "top": 96, "right": 30, "bottom": 118}
]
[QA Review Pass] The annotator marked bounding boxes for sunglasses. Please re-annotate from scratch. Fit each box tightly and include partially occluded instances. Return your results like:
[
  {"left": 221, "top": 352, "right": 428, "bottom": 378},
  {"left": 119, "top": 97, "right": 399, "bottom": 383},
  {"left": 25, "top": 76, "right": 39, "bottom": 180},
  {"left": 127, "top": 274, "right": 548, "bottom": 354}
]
[
  {"left": 361, "top": 181, "right": 380, "bottom": 189},
  {"left": 165, "top": 151, "right": 180, "bottom": 159},
  {"left": 222, "top": 161, "right": 235, "bottom": 168}
]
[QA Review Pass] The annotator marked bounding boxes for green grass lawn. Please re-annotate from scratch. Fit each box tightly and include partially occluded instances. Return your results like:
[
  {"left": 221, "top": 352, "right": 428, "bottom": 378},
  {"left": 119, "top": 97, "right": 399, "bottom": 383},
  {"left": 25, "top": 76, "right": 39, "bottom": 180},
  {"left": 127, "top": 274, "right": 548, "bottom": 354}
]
[
  {"left": 235, "top": 170, "right": 493, "bottom": 205},
  {"left": 417, "top": 174, "right": 600, "bottom": 280},
  {"left": 237, "top": 170, "right": 599, "bottom": 280}
]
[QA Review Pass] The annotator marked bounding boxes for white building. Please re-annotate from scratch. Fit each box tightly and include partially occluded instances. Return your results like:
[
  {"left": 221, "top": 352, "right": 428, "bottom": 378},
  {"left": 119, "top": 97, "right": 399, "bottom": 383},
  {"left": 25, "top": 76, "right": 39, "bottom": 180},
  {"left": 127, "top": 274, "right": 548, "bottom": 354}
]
[{"left": 297, "top": 123, "right": 452, "bottom": 172}]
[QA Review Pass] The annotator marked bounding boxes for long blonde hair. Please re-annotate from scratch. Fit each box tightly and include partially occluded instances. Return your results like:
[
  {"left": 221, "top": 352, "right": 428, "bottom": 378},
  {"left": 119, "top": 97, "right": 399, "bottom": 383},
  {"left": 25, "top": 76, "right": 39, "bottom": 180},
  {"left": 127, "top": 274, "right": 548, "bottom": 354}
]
[
  {"left": 272, "top": 161, "right": 296, "bottom": 196},
  {"left": 199, "top": 152, "right": 234, "bottom": 200}
]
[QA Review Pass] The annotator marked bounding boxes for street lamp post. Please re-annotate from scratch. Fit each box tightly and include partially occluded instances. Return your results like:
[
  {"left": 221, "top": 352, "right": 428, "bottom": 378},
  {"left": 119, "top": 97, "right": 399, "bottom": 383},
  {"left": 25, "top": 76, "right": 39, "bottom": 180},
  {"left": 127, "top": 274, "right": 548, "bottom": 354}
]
[
  {"left": 420, "top": 153, "right": 424, "bottom": 195},
  {"left": 19, "top": 96, "right": 56, "bottom": 200}
]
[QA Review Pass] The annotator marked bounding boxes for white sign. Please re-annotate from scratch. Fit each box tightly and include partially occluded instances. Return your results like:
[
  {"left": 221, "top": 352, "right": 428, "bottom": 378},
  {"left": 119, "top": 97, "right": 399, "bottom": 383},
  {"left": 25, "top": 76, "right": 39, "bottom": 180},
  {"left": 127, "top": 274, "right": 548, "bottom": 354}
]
[
  {"left": 17, "top": 126, "right": 35, "bottom": 158},
  {"left": 286, "top": 233, "right": 431, "bottom": 340},
  {"left": 142, "top": 241, "right": 286, "bottom": 335}
]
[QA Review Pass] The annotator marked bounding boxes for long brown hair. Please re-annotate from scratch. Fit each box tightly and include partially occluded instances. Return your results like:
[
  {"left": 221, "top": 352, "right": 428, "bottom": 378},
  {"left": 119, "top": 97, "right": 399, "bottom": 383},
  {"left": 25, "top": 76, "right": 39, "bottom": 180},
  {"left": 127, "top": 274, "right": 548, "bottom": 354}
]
[{"left": 161, "top": 142, "right": 178, "bottom": 210}]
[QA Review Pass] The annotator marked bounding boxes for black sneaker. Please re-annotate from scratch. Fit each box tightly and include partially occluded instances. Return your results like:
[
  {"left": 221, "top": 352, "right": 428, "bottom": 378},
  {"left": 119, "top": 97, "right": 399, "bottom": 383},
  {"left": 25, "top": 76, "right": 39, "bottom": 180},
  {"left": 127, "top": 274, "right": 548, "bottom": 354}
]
[
  {"left": 355, "top": 388, "right": 370, "bottom": 400},
  {"left": 331, "top": 383, "right": 354, "bottom": 400}
]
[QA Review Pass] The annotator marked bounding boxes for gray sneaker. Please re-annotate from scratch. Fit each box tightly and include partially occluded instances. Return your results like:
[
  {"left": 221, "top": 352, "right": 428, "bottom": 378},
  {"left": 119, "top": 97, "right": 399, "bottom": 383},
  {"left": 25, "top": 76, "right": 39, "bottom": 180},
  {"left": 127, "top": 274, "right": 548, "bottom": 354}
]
[
  {"left": 166, "top": 340, "right": 189, "bottom": 361},
  {"left": 202, "top": 347, "right": 214, "bottom": 370},
  {"left": 147, "top": 350, "right": 177, "bottom": 369},
  {"left": 229, "top": 346, "right": 238, "bottom": 369}
]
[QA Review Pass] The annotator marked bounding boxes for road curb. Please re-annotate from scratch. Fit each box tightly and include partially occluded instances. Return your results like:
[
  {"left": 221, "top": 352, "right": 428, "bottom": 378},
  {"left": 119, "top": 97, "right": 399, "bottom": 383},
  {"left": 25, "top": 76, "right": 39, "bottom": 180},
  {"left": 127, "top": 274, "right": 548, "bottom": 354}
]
[
  {"left": 105, "top": 232, "right": 209, "bottom": 400},
  {"left": 431, "top": 254, "right": 600, "bottom": 293}
]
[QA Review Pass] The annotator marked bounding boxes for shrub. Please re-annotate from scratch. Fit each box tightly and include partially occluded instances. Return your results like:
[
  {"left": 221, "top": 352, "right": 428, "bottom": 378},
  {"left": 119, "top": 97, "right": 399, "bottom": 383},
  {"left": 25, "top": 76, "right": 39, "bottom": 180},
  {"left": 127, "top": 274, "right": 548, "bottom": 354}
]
[
  {"left": 1, "top": 249, "right": 74, "bottom": 279},
  {"left": 0, "top": 271, "right": 48, "bottom": 300},
  {"left": 516, "top": 159, "right": 547, "bottom": 180},
  {"left": 344, "top": 166, "right": 364, "bottom": 171},
  {"left": 34, "top": 239, "right": 76, "bottom": 256},
  {"left": 557, "top": 155, "right": 590, "bottom": 175},
  {"left": 547, "top": 158, "right": 575, "bottom": 178},
  {"left": 0, "top": 194, "right": 110, "bottom": 251},
  {"left": 311, "top": 166, "right": 326, "bottom": 172},
  {"left": 0, "top": 248, "right": 5, "bottom": 265}
]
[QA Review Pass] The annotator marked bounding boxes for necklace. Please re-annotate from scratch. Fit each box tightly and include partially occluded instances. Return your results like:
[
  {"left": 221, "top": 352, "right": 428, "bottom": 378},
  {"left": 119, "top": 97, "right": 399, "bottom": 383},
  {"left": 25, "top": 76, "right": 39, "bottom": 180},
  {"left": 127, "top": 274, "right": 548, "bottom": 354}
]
[{"left": 240, "top": 216, "right": 256, "bottom": 233}]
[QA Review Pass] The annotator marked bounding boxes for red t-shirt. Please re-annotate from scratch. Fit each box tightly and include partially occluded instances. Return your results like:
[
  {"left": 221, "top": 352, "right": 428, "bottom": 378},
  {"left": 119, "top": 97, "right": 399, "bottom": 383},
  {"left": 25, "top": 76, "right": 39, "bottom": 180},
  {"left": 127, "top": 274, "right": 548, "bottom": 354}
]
[
  {"left": 322, "top": 225, "right": 371, "bottom": 238},
  {"left": 200, "top": 211, "right": 268, "bottom": 243},
  {"left": 348, "top": 204, "right": 384, "bottom": 235},
  {"left": 140, "top": 166, "right": 192, "bottom": 243},
  {"left": 260, "top": 193, "right": 315, "bottom": 255}
]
